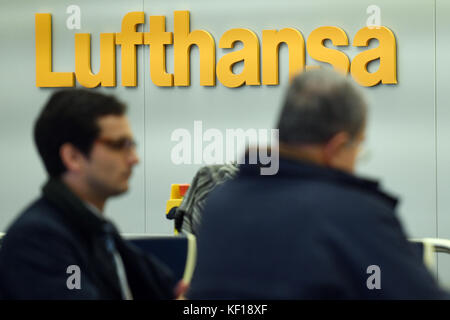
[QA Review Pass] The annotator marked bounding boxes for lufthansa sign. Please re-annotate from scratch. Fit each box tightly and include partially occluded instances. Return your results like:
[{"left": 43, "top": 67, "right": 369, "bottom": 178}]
[{"left": 35, "top": 11, "right": 397, "bottom": 88}]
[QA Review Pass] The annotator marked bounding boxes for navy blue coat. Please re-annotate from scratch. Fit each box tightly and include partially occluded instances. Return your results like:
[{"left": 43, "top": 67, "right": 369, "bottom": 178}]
[
  {"left": 0, "top": 179, "right": 175, "bottom": 300},
  {"left": 188, "top": 158, "right": 448, "bottom": 299}
]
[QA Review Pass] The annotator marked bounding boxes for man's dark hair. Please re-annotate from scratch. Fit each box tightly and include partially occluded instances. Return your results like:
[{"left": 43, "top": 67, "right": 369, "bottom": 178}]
[
  {"left": 277, "top": 68, "right": 367, "bottom": 144},
  {"left": 34, "top": 89, "right": 127, "bottom": 177}
]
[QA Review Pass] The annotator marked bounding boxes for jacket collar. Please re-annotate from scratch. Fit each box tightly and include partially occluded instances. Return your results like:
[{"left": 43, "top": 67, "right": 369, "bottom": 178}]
[
  {"left": 42, "top": 178, "right": 116, "bottom": 239},
  {"left": 239, "top": 157, "right": 399, "bottom": 209}
]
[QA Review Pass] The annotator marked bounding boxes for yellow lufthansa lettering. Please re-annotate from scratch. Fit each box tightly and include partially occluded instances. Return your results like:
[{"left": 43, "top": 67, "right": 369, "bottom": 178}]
[
  {"left": 306, "top": 26, "right": 350, "bottom": 75},
  {"left": 262, "top": 28, "right": 305, "bottom": 85},
  {"left": 144, "top": 16, "right": 173, "bottom": 87},
  {"left": 35, "top": 13, "right": 74, "bottom": 87},
  {"left": 35, "top": 11, "right": 398, "bottom": 88},
  {"left": 217, "top": 28, "right": 260, "bottom": 88},
  {"left": 174, "top": 11, "right": 215, "bottom": 86},
  {"left": 115, "top": 12, "right": 145, "bottom": 87},
  {"left": 351, "top": 26, "right": 397, "bottom": 86},
  {"left": 75, "top": 33, "right": 116, "bottom": 88}
]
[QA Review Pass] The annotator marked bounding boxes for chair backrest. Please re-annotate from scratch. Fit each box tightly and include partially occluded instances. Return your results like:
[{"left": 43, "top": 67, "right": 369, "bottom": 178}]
[
  {"left": 409, "top": 238, "right": 450, "bottom": 274},
  {"left": 123, "top": 233, "right": 197, "bottom": 284},
  {"left": 0, "top": 232, "right": 5, "bottom": 249}
]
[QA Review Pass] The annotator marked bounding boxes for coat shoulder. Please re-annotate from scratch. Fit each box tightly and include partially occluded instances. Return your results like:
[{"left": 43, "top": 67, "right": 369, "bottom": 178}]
[{"left": 3, "top": 197, "right": 77, "bottom": 248}]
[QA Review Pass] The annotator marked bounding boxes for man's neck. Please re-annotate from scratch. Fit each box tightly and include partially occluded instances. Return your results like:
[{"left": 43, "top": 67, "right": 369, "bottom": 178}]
[
  {"left": 278, "top": 143, "right": 326, "bottom": 166},
  {"left": 61, "top": 174, "right": 106, "bottom": 213}
]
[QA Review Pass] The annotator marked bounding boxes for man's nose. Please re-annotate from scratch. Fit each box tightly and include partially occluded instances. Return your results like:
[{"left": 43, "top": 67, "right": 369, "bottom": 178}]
[{"left": 128, "top": 148, "right": 140, "bottom": 165}]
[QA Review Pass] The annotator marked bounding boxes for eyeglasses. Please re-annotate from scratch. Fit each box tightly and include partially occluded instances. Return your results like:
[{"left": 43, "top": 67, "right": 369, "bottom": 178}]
[{"left": 95, "top": 137, "right": 137, "bottom": 152}]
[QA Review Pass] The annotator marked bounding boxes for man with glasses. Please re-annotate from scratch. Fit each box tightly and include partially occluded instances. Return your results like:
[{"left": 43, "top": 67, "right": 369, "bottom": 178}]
[{"left": 0, "top": 89, "right": 176, "bottom": 299}]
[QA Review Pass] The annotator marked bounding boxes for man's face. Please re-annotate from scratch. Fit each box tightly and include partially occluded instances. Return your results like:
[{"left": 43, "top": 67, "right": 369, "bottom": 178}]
[{"left": 81, "top": 115, "right": 139, "bottom": 198}]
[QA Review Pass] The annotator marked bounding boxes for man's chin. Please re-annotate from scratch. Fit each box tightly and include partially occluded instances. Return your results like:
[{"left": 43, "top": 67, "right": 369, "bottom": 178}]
[{"left": 108, "top": 184, "right": 129, "bottom": 197}]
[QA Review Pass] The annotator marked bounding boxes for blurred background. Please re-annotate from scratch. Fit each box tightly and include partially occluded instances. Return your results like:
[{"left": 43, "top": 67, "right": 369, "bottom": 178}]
[{"left": 2, "top": 0, "right": 450, "bottom": 284}]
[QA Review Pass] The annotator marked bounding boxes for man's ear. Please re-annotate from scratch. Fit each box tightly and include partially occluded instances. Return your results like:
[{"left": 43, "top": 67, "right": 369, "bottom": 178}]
[
  {"left": 60, "top": 143, "right": 85, "bottom": 173},
  {"left": 322, "top": 131, "right": 351, "bottom": 165}
]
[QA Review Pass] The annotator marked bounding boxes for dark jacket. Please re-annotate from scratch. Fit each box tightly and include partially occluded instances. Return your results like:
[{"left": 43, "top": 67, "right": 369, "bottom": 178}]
[
  {"left": 188, "top": 158, "right": 448, "bottom": 299},
  {"left": 0, "top": 179, "right": 175, "bottom": 300}
]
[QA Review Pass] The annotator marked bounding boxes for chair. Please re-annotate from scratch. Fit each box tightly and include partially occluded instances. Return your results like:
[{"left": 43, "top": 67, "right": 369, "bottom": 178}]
[
  {"left": 122, "top": 233, "right": 197, "bottom": 284},
  {"left": 410, "top": 238, "right": 450, "bottom": 274}
]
